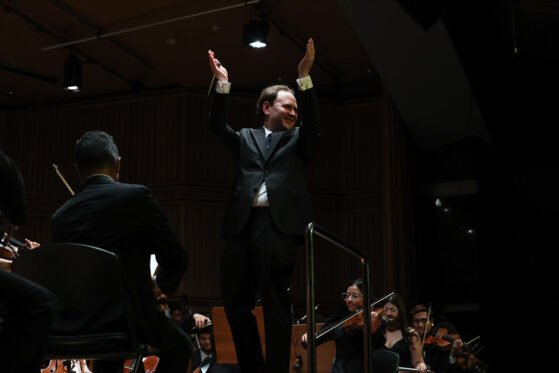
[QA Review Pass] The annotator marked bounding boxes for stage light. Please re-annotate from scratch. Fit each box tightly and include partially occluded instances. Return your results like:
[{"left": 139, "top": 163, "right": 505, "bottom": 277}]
[
  {"left": 64, "top": 54, "right": 82, "bottom": 92},
  {"left": 242, "top": 20, "right": 269, "bottom": 48}
]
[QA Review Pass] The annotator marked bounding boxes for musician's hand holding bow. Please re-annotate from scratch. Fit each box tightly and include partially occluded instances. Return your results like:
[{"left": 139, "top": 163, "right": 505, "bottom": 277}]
[
  {"left": 24, "top": 239, "right": 40, "bottom": 250},
  {"left": 415, "top": 362, "right": 428, "bottom": 373},
  {"left": 193, "top": 313, "right": 211, "bottom": 329}
]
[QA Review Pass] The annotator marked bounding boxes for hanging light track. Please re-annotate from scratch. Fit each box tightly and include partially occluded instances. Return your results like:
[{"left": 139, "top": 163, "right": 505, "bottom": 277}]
[{"left": 42, "top": 0, "right": 260, "bottom": 51}]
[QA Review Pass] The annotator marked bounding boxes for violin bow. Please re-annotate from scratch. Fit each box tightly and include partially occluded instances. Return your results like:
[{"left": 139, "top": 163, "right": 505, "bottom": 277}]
[
  {"left": 421, "top": 302, "right": 432, "bottom": 347},
  {"left": 398, "top": 367, "right": 434, "bottom": 373},
  {"left": 52, "top": 163, "right": 75, "bottom": 196}
]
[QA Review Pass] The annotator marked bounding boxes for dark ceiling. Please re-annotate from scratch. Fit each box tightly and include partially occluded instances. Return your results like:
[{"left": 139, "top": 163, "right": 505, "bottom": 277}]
[
  {"left": 0, "top": 0, "right": 376, "bottom": 109},
  {"left": 1, "top": 0, "right": 557, "bottom": 153}
]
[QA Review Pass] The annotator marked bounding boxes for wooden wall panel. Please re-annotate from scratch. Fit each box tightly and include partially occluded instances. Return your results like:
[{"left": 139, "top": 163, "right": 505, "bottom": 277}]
[{"left": 1, "top": 90, "right": 414, "bottom": 315}]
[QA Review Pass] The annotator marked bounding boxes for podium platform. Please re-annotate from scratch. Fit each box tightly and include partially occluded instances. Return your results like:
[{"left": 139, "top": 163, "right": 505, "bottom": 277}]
[{"left": 211, "top": 307, "right": 336, "bottom": 372}]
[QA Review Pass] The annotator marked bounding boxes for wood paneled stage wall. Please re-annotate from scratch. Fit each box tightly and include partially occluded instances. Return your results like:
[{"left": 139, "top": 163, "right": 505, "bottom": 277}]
[{"left": 0, "top": 89, "right": 418, "bottom": 316}]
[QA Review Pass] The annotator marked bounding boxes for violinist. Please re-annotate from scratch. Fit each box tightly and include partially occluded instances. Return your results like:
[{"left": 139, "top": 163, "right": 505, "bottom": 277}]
[
  {"left": 409, "top": 304, "right": 458, "bottom": 373},
  {"left": 0, "top": 148, "right": 57, "bottom": 373},
  {"left": 410, "top": 304, "right": 486, "bottom": 373},
  {"left": 190, "top": 324, "right": 216, "bottom": 373},
  {"left": 301, "top": 279, "right": 372, "bottom": 373},
  {"left": 370, "top": 294, "right": 428, "bottom": 373}
]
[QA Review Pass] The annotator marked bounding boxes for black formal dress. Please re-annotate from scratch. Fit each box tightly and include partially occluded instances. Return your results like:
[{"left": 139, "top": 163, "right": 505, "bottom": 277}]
[
  {"left": 371, "top": 327, "right": 413, "bottom": 369},
  {"left": 209, "top": 84, "right": 320, "bottom": 373},
  {"left": 316, "top": 320, "right": 365, "bottom": 373},
  {"left": 51, "top": 175, "right": 190, "bottom": 373}
]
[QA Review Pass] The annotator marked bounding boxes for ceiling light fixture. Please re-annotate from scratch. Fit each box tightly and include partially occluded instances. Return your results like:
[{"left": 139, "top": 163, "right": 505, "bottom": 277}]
[
  {"left": 242, "top": 20, "right": 269, "bottom": 48},
  {"left": 64, "top": 54, "right": 82, "bottom": 93}
]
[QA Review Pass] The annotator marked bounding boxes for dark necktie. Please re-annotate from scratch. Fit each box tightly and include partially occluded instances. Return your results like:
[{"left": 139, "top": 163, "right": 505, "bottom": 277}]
[
  {"left": 266, "top": 133, "right": 272, "bottom": 149},
  {"left": 200, "top": 355, "right": 214, "bottom": 367}
]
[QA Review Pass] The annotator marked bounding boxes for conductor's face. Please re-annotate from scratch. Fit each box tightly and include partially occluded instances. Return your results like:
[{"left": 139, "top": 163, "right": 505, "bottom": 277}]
[{"left": 263, "top": 90, "right": 298, "bottom": 131}]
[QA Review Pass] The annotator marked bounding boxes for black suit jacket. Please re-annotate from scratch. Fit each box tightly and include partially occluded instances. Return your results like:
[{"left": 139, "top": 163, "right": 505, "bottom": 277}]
[
  {"left": 191, "top": 350, "right": 215, "bottom": 371},
  {"left": 51, "top": 175, "right": 188, "bottom": 341},
  {"left": 209, "top": 87, "right": 320, "bottom": 237}
]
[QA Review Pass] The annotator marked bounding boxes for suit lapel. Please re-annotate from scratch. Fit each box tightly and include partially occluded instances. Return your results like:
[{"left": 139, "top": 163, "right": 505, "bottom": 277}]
[{"left": 250, "top": 128, "right": 267, "bottom": 160}]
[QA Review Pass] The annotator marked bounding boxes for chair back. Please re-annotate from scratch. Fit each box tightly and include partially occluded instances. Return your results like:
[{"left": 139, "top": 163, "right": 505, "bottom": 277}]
[
  {"left": 372, "top": 349, "right": 400, "bottom": 373},
  {"left": 14, "top": 243, "right": 120, "bottom": 306},
  {"left": 12, "top": 243, "right": 141, "bottom": 362}
]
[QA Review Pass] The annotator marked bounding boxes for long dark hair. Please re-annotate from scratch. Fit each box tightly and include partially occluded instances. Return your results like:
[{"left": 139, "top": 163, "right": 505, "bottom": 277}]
[
  {"left": 380, "top": 293, "right": 413, "bottom": 337},
  {"left": 326, "top": 278, "right": 365, "bottom": 324}
]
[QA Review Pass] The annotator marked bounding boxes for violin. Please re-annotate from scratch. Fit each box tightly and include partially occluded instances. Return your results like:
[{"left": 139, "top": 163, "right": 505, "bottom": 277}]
[
  {"left": 423, "top": 327, "right": 460, "bottom": 351},
  {"left": 342, "top": 306, "right": 387, "bottom": 335},
  {"left": 0, "top": 232, "right": 30, "bottom": 260},
  {"left": 451, "top": 336, "right": 488, "bottom": 373},
  {"left": 123, "top": 356, "right": 159, "bottom": 373},
  {"left": 314, "top": 291, "right": 396, "bottom": 344}
]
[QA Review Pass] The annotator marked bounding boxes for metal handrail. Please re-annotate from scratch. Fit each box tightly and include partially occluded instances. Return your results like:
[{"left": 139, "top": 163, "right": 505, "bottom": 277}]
[{"left": 305, "top": 222, "right": 372, "bottom": 373}]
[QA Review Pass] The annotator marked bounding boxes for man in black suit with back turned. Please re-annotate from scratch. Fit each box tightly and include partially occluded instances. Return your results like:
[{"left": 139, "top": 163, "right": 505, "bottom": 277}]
[
  {"left": 208, "top": 38, "right": 319, "bottom": 373},
  {"left": 51, "top": 131, "right": 191, "bottom": 373}
]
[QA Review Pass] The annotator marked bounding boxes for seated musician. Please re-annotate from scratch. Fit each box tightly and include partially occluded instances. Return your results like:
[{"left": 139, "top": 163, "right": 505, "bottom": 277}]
[
  {"left": 301, "top": 279, "right": 372, "bottom": 373},
  {"left": 51, "top": 131, "right": 191, "bottom": 373},
  {"left": 190, "top": 324, "right": 216, "bottom": 373},
  {"left": 371, "top": 294, "right": 428, "bottom": 373},
  {"left": 410, "top": 304, "right": 487, "bottom": 373},
  {"left": 0, "top": 148, "right": 57, "bottom": 373},
  {"left": 409, "top": 304, "right": 458, "bottom": 373}
]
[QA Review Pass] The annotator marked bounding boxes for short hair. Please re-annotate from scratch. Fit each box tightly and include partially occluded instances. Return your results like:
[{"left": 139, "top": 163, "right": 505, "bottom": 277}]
[
  {"left": 75, "top": 131, "right": 119, "bottom": 174},
  {"left": 409, "top": 304, "right": 434, "bottom": 320},
  {"left": 256, "top": 85, "right": 295, "bottom": 119},
  {"left": 0, "top": 150, "right": 26, "bottom": 226},
  {"left": 197, "top": 324, "right": 212, "bottom": 336}
]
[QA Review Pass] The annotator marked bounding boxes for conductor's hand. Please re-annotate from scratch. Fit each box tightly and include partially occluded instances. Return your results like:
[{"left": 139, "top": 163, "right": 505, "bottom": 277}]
[
  {"left": 298, "top": 38, "right": 315, "bottom": 78},
  {"left": 208, "top": 50, "right": 228, "bottom": 82}
]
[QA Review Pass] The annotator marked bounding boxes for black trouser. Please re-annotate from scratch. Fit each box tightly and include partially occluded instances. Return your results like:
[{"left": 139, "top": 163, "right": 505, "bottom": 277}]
[
  {"left": 0, "top": 270, "right": 56, "bottom": 373},
  {"left": 221, "top": 207, "right": 298, "bottom": 373}
]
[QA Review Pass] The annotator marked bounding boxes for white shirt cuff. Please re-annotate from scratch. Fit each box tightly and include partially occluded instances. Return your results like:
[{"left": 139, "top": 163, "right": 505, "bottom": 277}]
[
  {"left": 216, "top": 80, "right": 231, "bottom": 94},
  {"left": 296, "top": 76, "right": 313, "bottom": 91}
]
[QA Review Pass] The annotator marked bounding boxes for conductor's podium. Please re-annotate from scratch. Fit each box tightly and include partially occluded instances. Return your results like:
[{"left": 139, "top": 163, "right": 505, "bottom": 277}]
[{"left": 212, "top": 307, "right": 336, "bottom": 373}]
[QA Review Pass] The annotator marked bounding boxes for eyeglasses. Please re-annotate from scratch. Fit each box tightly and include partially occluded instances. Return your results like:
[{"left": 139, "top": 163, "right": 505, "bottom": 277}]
[
  {"left": 382, "top": 307, "right": 398, "bottom": 313},
  {"left": 341, "top": 292, "right": 362, "bottom": 301},
  {"left": 412, "top": 318, "right": 429, "bottom": 324}
]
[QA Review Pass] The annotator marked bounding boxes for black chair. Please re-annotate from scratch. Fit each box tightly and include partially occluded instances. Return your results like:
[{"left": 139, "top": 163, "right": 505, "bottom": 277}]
[
  {"left": 372, "top": 349, "right": 400, "bottom": 373},
  {"left": 12, "top": 242, "right": 148, "bottom": 373}
]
